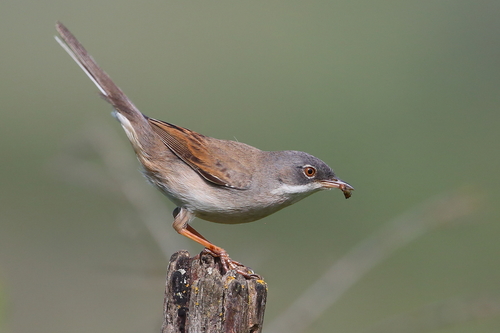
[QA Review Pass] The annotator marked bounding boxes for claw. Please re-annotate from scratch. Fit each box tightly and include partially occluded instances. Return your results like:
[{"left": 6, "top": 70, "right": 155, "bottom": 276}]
[{"left": 201, "top": 248, "right": 261, "bottom": 279}]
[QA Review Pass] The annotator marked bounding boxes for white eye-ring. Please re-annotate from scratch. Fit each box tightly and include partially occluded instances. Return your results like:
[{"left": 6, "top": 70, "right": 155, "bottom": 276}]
[{"left": 302, "top": 165, "right": 317, "bottom": 178}]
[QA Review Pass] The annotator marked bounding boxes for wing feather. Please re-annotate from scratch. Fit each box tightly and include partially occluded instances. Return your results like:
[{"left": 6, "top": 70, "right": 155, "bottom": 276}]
[{"left": 148, "top": 118, "right": 253, "bottom": 189}]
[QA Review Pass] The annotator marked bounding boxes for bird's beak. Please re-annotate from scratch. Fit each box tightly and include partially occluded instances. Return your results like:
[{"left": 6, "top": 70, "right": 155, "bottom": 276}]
[{"left": 320, "top": 178, "right": 354, "bottom": 199}]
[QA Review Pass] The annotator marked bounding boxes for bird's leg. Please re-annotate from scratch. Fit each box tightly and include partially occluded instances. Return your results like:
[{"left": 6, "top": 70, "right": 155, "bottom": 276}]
[
  {"left": 184, "top": 224, "right": 243, "bottom": 267},
  {"left": 172, "top": 207, "right": 259, "bottom": 278}
]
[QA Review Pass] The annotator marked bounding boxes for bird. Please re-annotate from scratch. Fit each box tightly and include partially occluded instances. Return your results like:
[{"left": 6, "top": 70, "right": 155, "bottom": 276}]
[{"left": 55, "top": 22, "right": 353, "bottom": 277}]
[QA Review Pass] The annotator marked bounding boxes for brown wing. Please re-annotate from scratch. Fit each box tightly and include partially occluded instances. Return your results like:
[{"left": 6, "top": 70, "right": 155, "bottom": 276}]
[{"left": 148, "top": 117, "right": 253, "bottom": 189}]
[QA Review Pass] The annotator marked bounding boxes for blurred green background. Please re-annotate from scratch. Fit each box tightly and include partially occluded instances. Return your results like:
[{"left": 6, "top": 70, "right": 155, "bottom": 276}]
[{"left": 1, "top": 1, "right": 499, "bottom": 332}]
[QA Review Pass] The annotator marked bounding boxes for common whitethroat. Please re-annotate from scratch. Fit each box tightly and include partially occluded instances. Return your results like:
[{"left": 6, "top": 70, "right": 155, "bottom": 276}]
[{"left": 55, "top": 22, "right": 354, "bottom": 277}]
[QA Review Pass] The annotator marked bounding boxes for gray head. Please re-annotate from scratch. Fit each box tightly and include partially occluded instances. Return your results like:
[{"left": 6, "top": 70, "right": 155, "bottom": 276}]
[{"left": 267, "top": 150, "right": 353, "bottom": 199}]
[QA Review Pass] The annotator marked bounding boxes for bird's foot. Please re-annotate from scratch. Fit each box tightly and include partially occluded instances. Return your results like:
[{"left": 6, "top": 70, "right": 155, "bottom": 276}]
[{"left": 202, "top": 248, "right": 261, "bottom": 279}]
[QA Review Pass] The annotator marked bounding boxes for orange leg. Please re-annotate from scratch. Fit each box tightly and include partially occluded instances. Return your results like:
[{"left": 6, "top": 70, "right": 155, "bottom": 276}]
[{"left": 172, "top": 207, "right": 258, "bottom": 278}]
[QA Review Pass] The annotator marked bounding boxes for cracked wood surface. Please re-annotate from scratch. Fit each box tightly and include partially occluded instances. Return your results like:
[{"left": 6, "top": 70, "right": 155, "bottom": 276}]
[{"left": 162, "top": 251, "right": 267, "bottom": 333}]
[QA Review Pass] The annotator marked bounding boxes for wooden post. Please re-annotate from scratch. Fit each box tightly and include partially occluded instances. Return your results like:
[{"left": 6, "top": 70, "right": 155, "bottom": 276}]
[{"left": 162, "top": 250, "right": 268, "bottom": 333}]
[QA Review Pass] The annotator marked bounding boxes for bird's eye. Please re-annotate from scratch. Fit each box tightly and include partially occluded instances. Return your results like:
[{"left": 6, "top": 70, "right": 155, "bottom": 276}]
[{"left": 303, "top": 166, "right": 316, "bottom": 178}]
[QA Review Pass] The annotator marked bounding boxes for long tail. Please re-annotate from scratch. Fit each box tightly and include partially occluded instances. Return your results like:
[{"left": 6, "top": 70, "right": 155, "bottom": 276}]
[{"left": 55, "top": 22, "right": 142, "bottom": 121}]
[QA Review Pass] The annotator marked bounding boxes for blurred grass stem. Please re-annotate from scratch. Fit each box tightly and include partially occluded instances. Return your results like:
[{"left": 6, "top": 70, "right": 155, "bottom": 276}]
[
  {"left": 267, "top": 190, "right": 480, "bottom": 333},
  {"left": 51, "top": 120, "right": 186, "bottom": 260}
]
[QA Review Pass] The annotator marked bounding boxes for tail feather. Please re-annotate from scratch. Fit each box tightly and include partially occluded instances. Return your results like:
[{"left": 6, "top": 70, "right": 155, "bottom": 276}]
[{"left": 55, "top": 22, "right": 141, "bottom": 120}]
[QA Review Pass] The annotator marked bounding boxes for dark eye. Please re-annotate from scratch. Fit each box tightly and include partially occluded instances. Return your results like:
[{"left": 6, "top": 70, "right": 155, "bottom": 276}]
[{"left": 303, "top": 166, "right": 316, "bottom": 178}]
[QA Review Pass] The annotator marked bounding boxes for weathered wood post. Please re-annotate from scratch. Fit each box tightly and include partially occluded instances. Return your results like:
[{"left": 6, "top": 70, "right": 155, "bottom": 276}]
[{"left": 162, "top": 251, "right": 268, "bottom": 333}]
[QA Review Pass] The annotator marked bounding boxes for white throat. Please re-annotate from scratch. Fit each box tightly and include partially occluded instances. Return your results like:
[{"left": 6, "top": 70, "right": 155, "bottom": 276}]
[{"left": 270, "top": 183, "right": 321, "bottom": 197}]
